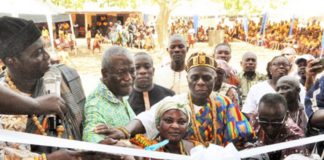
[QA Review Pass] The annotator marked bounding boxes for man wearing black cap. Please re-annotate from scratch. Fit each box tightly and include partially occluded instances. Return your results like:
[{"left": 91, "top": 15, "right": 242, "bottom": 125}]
[
  {"left": 295, "top": 54, "right": 314, "bottom": 86},
  {"left": 0, "top": 16, "right": 89, "bottom": 159}
]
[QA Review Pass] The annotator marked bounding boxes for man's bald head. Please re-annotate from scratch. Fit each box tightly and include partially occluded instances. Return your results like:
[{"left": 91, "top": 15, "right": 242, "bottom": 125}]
[
  {"left": 242, "top": 52, "right": 257, "bottom": 61},
  {"left": 168, "top": 34, "right": 187, "bottom": 48},
  {"left": 277, "top": 75, "right": 300, "bottom": 90},
  {"left": 276, "top": 75, "right": 301, "bottom": 103},
  {"left": 167, "top": 34, "right": 188, "bottom": 71},
  {"left": 241, "top": 52, "right": 257, "bottom": 74}
]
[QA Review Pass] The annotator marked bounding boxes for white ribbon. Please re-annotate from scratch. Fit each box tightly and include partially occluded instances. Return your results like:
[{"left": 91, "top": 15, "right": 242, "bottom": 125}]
[
  {"left": 0, "top": 129, "right": 189, "bottom": 160},
  {"left": 239, "top": 134, "right": 324, "bottom": 158},
  {"left": 1, "top": 129, "right": 324, "bottom": 159}
]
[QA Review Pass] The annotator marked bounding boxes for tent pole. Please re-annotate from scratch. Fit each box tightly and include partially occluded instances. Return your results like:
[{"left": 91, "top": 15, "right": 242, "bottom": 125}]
[
  {"left": 46, "top": 14, "right": 55, "bottom": 55},
  {"left": 69, "top": 14, "right": 77, "bottom": 54}
]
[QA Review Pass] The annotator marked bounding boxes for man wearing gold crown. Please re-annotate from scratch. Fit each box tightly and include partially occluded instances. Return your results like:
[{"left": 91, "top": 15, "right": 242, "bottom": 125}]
[{"left": 95, "top": 52, "right": 255, "bottom": 149}]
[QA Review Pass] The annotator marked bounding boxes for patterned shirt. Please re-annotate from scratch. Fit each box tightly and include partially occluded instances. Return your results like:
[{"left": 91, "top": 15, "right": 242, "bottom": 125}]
[
  {"left": 214, "top": 83, "right": 241, "bottom": 110},
  {"left": 257, "top": 119, "right": 309, "bottom": 159},
  {"left": 83, "top": 82, "right": 136, "bottom": 143},
  {"left": 237, "top": 72, "right": 267, "bottom": 104}
]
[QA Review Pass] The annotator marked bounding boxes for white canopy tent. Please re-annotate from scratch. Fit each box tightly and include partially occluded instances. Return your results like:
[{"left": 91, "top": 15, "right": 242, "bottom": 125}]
[
  {"left": 0, "top": 0, "right": 71, "bottom": 53},
  {"left": 171, "top": 0, "right": 226, "bottom": 17},
  {"left": 267, "top": 0, "right": 324, "bottom": 23}
]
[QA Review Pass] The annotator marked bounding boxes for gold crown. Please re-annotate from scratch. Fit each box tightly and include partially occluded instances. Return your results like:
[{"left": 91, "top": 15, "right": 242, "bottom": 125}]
[{"left": 185, "top": 52, "right": 217, "bottom": 71}]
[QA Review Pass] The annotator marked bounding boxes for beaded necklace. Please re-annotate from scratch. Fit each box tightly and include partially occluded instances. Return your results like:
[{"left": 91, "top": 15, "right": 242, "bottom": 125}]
[
  {"left": 5, "top": 72, "right": 64, "bottom": 137},
  {"left": 188, "top": 94, "right": 218, "bottom": 147}
]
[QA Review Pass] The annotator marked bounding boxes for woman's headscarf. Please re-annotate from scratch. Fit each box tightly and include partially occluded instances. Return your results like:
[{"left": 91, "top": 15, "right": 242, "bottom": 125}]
[{"left": 155, "top": 100, "right": 192, "bottom": 127}]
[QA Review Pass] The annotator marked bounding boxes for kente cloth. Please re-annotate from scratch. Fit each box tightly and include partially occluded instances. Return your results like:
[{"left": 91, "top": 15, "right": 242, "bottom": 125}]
[
  {"left": 128, "top": 84, "right": 175, "bottom": 115},
  {"left": 186, "top": 95, "right": 254, "bottom": 147},
  {"left": 257, "top": 119, "right": 309, "bottom": 160},
  {"left": 214, "top": 83, "right": 241, "bottom": 110},
  {"left": 137, "top": 94, "right": 255, "bottom": 147},
  {"left": 130, "top": 134, "right": 199, "bottom": 158}
]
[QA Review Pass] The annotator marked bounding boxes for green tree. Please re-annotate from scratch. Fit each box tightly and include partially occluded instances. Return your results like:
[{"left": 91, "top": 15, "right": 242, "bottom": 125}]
[
  {"left": 153, "top": 0, "right": 180, "bottom": 49},
  {"left": 213, "top": 0, "right": 287, "bottom": 16}
]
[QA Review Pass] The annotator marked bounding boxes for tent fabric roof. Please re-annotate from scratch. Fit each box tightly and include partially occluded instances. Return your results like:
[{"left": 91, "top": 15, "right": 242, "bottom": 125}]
[
  {"left": 0, "top": 0, "right": 65, "bottom": 15},
  {"left": 18, "top": 14, "right": 70, "bottom": 23}
]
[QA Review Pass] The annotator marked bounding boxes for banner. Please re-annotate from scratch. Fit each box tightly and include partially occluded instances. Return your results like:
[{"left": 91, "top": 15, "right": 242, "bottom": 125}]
[
  {"left": 143, "top": 14, "right": 149, "bottom": 25},
  {"left": 243, "top": 17, "right": 249, "bottom": 42},
  {"left": 259, "top": 12, "right": 268, "bottom": 36},
  {"left": 288, "top": 16, "right": 295, "bottom": 36},
  {"left": 193, "top": 15, "right": 199, "bottom": 33},
  {"left": 1, "top": 129, "right": 324, "bottom": 159}
]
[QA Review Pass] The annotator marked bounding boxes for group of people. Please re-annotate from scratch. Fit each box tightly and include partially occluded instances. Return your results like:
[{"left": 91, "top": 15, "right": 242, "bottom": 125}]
[
  {"left": 86, "top": 19, "right": 156, "bottom": 53},
  {"left": 1, "top": 16, "right": 324, "bottom": 160},
  {"left": 169, "top": 19, "right": 213, "bottom": 47},
  {"left": 220, "top": 18, "right": 323, "bottom": 57}
]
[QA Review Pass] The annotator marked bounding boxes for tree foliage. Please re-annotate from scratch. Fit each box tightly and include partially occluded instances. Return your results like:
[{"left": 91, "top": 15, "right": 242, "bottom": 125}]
[
  {"left": 213, "top": 0, "right": 288, "bottom": 16},
  {"left": 50, "top": 0, "right": 137, "bottom": 9}
]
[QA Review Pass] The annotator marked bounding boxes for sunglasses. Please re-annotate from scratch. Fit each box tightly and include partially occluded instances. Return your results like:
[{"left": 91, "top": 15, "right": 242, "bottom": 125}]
[
  {"left": 281, "top": 53, "right": 293, "bottom": 56},
  {"left": 257, "top": 114, "right": 286, "bottom": 127}
]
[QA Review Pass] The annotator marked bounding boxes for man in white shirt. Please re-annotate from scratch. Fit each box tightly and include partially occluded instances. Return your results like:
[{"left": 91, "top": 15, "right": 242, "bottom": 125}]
[{"left": 154, "top": 35, "right": 189, "bottom": 94}]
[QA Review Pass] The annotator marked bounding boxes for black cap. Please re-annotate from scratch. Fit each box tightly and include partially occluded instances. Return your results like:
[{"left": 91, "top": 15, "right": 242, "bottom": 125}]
[{"left": 0, "top": 16, "right": 41, "bottom": 59}]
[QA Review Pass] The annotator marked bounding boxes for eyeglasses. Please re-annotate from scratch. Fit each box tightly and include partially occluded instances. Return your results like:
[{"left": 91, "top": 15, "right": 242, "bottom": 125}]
[
  {"left": 257, "top": 114, "right": 286, "bottom": 127},
  {"left": 271, "top": 62, "right": 291, "bottom": 67},
  {"left": 281, "top": 53, "right": 293, "bottom": 56}
]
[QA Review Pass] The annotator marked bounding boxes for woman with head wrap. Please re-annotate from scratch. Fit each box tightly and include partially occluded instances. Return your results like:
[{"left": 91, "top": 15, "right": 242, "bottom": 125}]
[{"left": 130, "top": 100, "right": 199, "bottom": 156}]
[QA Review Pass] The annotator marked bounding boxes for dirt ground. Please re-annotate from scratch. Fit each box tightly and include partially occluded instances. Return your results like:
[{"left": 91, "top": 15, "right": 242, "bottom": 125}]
[{"left": 65, "top": 39, "right": 281, "bottom": 95}]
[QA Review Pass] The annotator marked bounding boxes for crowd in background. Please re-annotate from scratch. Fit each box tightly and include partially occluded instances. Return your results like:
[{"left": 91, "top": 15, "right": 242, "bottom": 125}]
[
  {"left": 86, "top": 15, "right": 156, "bottom": 52},
  {"left": 38, "top": 15, "right": 323, "bottom": 59},
  {"left": 222, "top": 19, "right": 323, "bottom": 57}
]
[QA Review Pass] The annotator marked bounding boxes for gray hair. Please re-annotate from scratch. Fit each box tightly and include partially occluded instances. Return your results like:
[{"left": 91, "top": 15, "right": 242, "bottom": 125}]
[
  {"left": 101, "top": 46, "right": 133, "bottom": 69},
  {"left": 277, "top": 75, "right": 300, "bottom": 90}
]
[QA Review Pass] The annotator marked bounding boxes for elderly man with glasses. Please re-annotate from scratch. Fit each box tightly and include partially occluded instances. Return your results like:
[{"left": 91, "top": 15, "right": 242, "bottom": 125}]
[{"left": 255, "top": 93, "right": 309, "bottom": 159}]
